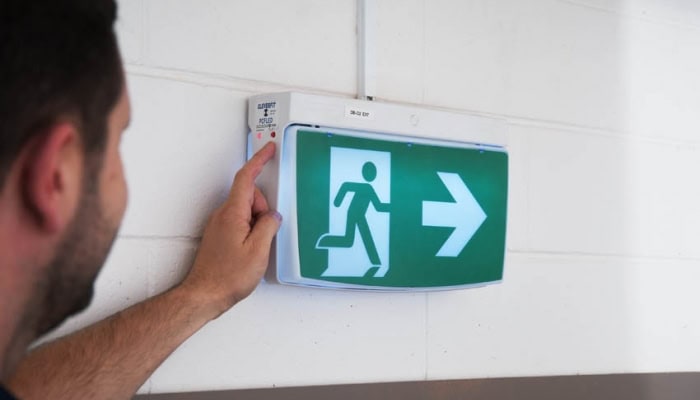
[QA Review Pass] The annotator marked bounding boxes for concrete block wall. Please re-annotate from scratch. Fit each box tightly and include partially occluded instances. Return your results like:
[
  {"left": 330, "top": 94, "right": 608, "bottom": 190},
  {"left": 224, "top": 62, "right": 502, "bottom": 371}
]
[{"left": 44, "top": 0, "right": 700, "bottom": 394}]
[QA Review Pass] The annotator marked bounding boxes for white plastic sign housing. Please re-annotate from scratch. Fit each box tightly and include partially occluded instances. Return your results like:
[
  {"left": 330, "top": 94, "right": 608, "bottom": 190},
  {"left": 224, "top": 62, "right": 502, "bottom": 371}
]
[{"left": 247, "top": 92, "right": 508, "bottom": 291}]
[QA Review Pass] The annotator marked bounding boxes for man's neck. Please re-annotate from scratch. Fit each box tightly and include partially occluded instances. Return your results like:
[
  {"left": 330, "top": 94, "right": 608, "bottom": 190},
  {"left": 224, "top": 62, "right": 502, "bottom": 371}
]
[
  {"left": 0, "top": 181, "right": 54, "bottom": 381},
  {"left": 0, "top": 194, "right": 47, "bottom": 381},
  {"left": 0, "top": 267, "right": 40, "bottom": 382}
]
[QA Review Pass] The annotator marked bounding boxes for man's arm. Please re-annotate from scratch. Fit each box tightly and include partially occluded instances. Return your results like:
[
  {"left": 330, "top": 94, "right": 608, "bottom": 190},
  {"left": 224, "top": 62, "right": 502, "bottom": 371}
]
[{"left": 7, "top": 142, "right": 281, "bottom": 400}]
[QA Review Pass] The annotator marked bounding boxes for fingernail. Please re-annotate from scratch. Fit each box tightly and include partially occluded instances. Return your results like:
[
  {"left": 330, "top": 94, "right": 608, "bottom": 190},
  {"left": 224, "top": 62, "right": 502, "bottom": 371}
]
[{"left": 273, "top": 211, "right": 283, "bottom": 222}]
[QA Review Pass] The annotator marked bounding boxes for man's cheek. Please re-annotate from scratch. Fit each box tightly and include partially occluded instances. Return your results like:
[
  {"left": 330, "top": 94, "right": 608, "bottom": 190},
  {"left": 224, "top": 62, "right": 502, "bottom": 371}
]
[
  {"left": 101, "top": 156, "right": 128, "bottom": 224},
  {"left": 113, "top": 162, "right": 128, "bottom": 224}
]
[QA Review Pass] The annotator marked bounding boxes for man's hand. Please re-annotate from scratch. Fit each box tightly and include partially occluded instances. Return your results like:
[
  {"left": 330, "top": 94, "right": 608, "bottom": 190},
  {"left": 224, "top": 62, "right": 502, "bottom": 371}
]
[
  {"left": 8, "top": 143, "right": 282, "bottom": 399},
  {"left": 178, "top": 141, "right": 281, "bottom": 319}
]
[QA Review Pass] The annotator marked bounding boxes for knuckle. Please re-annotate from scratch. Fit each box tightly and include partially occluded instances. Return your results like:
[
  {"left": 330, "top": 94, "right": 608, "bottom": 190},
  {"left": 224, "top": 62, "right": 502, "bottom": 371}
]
[
  {"left": 218, "top": 204, "right": 238, "bottom": 222},
  {"left": 235, "top": 166, "right": 252, "bottom": 181}
]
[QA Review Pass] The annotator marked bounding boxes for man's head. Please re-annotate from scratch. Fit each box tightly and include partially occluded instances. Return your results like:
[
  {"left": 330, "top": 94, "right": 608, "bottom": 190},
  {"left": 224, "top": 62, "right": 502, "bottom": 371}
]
[{"left": 0, "top": 0, "right": 129, "bottom": 340}]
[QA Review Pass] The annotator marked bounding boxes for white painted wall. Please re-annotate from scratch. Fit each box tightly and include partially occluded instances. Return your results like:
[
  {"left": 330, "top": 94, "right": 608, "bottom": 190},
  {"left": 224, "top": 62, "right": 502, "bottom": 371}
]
[{"left": 45, "top": 0, "right": 700, "bottom": 394}]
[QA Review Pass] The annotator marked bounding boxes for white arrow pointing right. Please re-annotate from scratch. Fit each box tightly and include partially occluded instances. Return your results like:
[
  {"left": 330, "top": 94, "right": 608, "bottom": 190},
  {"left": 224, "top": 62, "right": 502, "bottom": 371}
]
[{"left": 421, "top": 172, "right": 487, "bottom": 257}]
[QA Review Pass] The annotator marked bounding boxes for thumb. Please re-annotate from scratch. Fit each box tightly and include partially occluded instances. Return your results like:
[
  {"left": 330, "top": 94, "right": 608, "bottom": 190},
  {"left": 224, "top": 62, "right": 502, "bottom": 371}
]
[{"left": 247, "top": 210, "right": 282, "bottom": 251}]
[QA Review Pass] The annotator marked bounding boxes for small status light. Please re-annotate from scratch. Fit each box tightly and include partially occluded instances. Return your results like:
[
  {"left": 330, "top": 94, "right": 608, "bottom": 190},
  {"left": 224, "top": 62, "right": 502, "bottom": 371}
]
[
  {"left": 270, "top": 131, "right": 276, "bottom": 138},
  {"left": 256, "top": 132, "right": 262, "bottom": 139}
]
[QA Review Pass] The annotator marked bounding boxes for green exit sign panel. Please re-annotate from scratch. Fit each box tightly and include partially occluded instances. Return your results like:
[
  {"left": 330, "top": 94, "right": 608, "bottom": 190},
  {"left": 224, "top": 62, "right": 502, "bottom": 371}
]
[{"left": 293, "top": 127, "right": 508, "bottom": 289}]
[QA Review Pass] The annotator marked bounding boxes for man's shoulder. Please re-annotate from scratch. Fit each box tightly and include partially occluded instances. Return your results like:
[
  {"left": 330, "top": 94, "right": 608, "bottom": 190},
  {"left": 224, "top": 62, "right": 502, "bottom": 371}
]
[{"left": 0, "top": 386, "right": 17, "bottom": 400}]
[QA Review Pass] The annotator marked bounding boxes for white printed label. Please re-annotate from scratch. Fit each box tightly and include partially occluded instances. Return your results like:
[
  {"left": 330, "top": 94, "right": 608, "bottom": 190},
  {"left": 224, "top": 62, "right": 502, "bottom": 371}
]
[{"left": 345, "top": 105, "right": 375, "bottom": 120}]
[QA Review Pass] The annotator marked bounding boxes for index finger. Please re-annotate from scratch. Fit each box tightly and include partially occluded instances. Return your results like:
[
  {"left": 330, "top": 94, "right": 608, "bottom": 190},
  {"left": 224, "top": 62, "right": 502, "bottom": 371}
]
[
  {"left": 228, "top": 142, "right": 275, "bottom": 222},
  {"left": 228, "top": 141, "right": 276, "bottom": 200}
]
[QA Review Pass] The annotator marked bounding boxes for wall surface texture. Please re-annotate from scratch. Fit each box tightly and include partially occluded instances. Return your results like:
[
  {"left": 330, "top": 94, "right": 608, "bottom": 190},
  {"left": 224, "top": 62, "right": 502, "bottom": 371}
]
[{"left": 45, "top": 0, "right": 700, "bottom": 394}]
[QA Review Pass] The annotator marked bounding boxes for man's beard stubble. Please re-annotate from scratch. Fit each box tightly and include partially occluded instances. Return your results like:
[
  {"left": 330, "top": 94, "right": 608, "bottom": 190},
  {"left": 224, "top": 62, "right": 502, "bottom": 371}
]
[{"left": 34, "top": 163, "right": 120, "bottom": 337}]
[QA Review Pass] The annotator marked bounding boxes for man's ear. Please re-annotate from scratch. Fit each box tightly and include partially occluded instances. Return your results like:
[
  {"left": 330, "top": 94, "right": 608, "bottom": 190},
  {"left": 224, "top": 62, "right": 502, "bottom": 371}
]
[{"left": 21, "top": 122, "right": 84, "bottom": 234}]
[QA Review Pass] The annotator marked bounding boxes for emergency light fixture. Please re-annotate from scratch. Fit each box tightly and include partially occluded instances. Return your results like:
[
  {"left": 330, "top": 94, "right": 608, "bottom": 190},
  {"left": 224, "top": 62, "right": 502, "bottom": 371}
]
[{"left": 247, "top": 92, "right": 508, "bottom": 291}]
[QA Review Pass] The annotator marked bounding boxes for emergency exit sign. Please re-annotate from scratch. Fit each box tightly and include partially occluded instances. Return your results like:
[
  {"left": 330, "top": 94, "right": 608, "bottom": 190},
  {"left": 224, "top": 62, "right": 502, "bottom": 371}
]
[{"left": 295, "top": 128, "right": 508, "bottom": 289}]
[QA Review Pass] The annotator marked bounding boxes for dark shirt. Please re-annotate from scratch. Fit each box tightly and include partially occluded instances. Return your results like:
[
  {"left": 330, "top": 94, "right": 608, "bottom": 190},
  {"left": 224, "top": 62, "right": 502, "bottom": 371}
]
[{"left": 0, "top": 386, "right": 17, "bottom": 400}]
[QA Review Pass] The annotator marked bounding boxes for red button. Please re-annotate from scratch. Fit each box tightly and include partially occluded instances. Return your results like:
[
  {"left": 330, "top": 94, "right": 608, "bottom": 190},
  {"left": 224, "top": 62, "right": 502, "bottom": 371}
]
[{"left": 270, "top": 131, "right": 276, "bottom": 138}]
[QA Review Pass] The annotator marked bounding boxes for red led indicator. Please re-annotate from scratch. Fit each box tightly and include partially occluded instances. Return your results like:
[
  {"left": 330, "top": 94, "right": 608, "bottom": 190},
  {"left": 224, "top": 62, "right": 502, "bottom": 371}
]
[
  {"left": 256, "top": 132, "right": 262, "bottom": 139},
  {"left": 270, "top": 131, "right": 276, "bottom": 138}
]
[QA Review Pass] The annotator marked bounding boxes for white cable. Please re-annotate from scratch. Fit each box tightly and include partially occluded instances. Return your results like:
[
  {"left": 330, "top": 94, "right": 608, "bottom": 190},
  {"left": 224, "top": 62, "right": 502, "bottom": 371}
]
[{"left": 357, "top": 0, "right": 376, "bottom": 101}]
